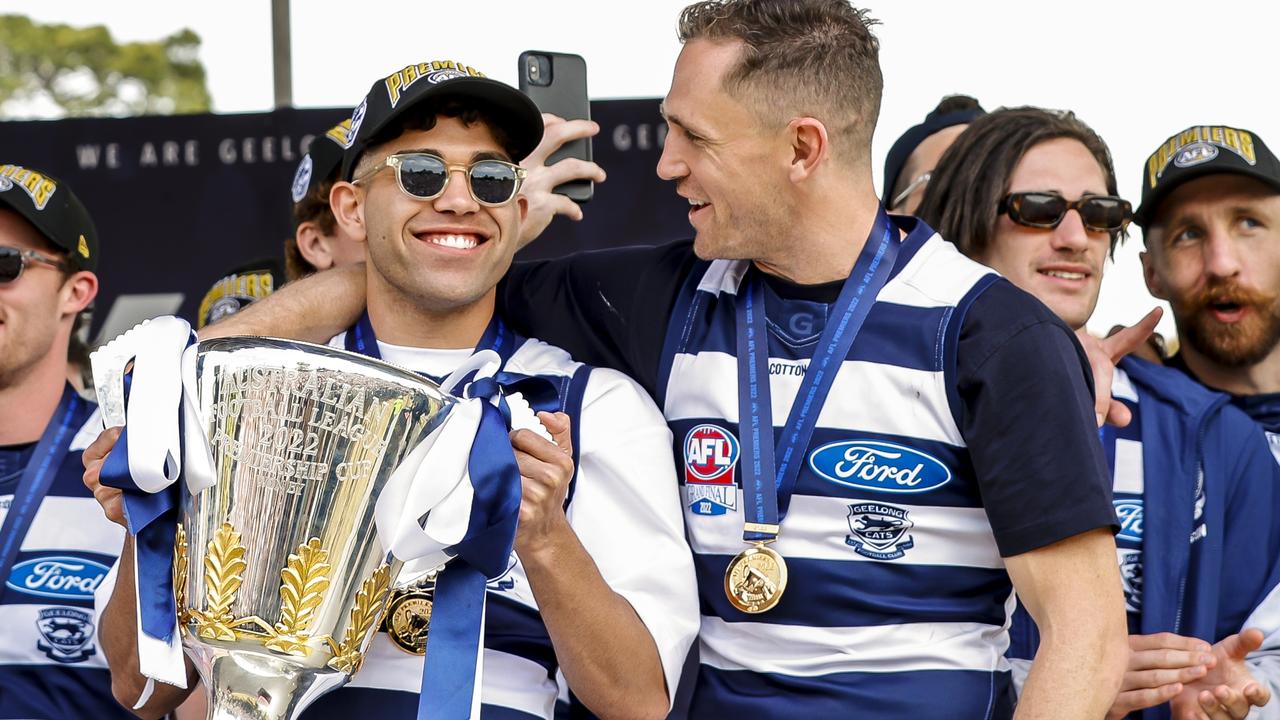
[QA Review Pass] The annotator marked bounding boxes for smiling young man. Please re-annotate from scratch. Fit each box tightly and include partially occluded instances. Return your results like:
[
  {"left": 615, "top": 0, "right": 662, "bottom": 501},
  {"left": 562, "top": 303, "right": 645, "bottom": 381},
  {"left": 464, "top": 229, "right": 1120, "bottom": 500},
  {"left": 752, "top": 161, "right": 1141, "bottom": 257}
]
[
  {"left": 919, "top": 108, "right": 1280, "bottom": 720},
  {"left": 0, "top": 165, "right": 129, "bottom": 719},
  {"left": 86, "top": 63, "right": 697, "bottom": 720}
]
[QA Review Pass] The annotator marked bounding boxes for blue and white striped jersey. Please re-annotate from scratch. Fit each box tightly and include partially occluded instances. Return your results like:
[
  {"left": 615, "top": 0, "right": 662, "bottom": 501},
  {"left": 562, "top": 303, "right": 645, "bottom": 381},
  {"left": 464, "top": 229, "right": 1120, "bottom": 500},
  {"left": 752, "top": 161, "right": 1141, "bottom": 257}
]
[
  {"left": 300, "top": 334, "right": 699, "bottom": 720},
  {"left": 659, "top": 232, "right": 1114, "bottom": 719},
  {"left": 1103, "top": 370, "right": 1145, "bottom": 630},
  {"left": 0, "top": 398, "right": 132, "bottom": 720}
]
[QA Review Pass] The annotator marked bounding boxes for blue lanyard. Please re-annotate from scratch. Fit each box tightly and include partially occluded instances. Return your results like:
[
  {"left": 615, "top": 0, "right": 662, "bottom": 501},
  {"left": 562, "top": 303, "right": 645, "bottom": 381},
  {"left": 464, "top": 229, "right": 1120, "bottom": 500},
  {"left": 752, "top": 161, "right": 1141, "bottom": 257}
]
[
  {"left": 0, "top": 386, "right": 83, "bottom": 583},
  {"left": 736, "top": 209, "right": 898, "bottom": 543},
  {"left": 345, "top": 310, "right": 513, "bottom": 373}
]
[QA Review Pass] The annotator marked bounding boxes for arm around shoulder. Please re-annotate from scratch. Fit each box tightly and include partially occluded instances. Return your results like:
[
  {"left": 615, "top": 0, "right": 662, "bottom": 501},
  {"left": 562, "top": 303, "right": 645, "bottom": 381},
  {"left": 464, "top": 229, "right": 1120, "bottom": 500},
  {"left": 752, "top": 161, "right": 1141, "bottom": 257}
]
[{"left": 199, "top": 263, "right": 366, "bottom": 343}]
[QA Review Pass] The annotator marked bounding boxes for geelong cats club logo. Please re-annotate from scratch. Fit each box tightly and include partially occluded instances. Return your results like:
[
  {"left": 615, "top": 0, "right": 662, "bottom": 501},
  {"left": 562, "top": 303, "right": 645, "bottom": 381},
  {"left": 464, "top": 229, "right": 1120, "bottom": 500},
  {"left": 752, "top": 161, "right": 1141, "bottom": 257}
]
[
  {"left": 846, "top": 503, "right": 915, "bottom": 560},
  {"left": 36, "top": 608, "right": 97, "bottom": 663}
]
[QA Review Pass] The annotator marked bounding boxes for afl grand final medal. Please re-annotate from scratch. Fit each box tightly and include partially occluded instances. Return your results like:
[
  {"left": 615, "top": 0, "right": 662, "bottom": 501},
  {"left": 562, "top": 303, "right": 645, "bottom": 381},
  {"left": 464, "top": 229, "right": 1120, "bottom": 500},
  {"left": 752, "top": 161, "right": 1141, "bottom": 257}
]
[
  {"left": 386, "top": 576, "right": 436, "bottom": 655},
  {"left": 724, "top": 543, "right": 788, "bottom": 614}
]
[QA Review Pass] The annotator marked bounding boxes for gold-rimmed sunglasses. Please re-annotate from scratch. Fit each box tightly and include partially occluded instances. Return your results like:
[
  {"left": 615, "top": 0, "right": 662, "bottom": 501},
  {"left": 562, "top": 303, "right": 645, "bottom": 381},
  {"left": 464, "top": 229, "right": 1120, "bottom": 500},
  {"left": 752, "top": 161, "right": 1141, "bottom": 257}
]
[{"left": 352, "top": 152, "right": 528, "bottom": 207}]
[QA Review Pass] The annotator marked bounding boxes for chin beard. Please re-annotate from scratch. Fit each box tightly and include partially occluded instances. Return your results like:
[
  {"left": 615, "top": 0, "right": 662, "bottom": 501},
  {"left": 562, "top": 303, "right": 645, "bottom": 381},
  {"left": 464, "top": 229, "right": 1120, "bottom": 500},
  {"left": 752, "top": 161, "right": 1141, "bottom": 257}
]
[{"left": 1175, "top": 284, "right": 1280, "bottom": 368}]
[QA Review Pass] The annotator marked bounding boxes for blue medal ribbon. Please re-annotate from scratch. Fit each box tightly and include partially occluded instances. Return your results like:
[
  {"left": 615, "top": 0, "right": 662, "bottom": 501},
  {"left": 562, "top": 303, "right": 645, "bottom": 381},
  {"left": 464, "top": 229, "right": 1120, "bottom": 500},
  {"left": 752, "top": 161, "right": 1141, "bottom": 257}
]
[
  {"left": 345, "top": 309, "right": 557, "bottom": 719},
  {"left": 0, "top": 385, "right": 84, "bottom": 589},
  {"left": 735, "top": 208, "right": 898, "bottom": 544}
]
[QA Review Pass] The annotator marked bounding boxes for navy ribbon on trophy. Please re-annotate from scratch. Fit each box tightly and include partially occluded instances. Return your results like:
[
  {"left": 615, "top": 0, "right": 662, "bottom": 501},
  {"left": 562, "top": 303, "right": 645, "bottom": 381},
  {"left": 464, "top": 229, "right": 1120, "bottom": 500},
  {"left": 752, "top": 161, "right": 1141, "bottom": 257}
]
[
  {"left": 417, "top": 377, "right": 523, "bottom": 719},
  {"left": 98, "top": 332, "right": 197, "bottom": 643}
]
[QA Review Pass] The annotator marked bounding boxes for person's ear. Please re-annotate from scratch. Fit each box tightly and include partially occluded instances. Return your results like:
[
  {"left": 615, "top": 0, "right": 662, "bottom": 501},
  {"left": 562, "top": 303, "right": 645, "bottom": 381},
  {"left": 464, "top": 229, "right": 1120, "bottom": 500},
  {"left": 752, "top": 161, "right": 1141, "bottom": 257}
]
[
  {"left": 59, "top": 270, "right": 98, "bottom": 317},
  {"left": 295, "top": 221, "right": 336, "bottom": 271},
  {"left": 329, "top": 181, "right": 368, "bottom": 245},
  {"left": 786, "top": 117, "right": 830, "bottom": 184}
]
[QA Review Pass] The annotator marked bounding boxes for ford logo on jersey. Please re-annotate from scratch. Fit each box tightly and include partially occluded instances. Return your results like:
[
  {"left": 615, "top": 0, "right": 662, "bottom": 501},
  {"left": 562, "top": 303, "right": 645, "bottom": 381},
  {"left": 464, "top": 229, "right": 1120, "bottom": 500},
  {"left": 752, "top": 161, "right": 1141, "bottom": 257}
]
[
  {"left": 6, "top": 555, "right": 110, "bottom": 601},
  {"left": 1114, "top": 500, "right": 1144, "bottom": 543},
  {"left": 684, "top": 424, "right": 739, "bottom": 516},
  {"left": 809, "top": 440, "right": 951, "bottom": 494}
]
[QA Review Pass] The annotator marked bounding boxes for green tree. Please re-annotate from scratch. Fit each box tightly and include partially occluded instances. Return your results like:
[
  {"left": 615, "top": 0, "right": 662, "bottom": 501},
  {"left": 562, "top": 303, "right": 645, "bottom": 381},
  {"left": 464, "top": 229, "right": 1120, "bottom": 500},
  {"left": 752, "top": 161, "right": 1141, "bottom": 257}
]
[{"left": 0, "top": 15, "right": 211, "bottom": 117}]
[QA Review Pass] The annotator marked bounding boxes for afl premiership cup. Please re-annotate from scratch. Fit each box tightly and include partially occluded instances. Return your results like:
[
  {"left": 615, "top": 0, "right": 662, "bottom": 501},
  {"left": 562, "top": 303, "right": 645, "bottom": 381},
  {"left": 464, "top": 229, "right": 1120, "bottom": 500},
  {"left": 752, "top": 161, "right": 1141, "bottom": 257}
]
[{"left": 175, "top": 337, "right": 455, "bottom": 719}]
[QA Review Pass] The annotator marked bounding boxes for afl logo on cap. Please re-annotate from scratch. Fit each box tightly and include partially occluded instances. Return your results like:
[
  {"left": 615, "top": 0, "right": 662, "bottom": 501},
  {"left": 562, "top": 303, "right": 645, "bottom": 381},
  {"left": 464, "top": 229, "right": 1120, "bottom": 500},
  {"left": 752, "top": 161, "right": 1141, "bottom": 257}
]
[
  {"left": 684, "top": 424, "right": 739, "bottom": 516},
  {"left": 1174, "top": 142, "right": 1219, "bottom": 169},
  {"left": 427, "top": 68, "right": 467, "bottom": 84}
]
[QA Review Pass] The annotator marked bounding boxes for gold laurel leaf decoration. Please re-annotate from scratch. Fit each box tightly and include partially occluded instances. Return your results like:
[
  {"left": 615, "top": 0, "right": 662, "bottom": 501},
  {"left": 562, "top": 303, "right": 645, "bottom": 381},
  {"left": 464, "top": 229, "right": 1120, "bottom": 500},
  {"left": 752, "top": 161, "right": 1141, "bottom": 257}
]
[
  {"left": 197, "top": 522, "right": 247, "bottom": 641},
  {"left": 264, "top": 538, "right": 331, "bottom": 655},
  {"left": 173, "top": 524, "right": 189, "bottom": 626},
  {"left": 327, "top": 564, "right": 392, "bottom": 674}
]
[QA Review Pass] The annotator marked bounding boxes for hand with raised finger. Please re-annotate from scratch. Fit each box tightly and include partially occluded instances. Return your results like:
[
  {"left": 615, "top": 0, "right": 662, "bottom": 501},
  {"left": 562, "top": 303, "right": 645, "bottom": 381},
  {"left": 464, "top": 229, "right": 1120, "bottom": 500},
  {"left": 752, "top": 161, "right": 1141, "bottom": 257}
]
[
  {"left": 1172, "top": 629, "right": 1272, "bottom": 720},
  {"left": 1107, "top": 326, "right": 1166, "bottom": 365},
  {"left": 82, "top": 426, "right": 127, "bottom": 527},
  {"left": 517, "top": 114, "right": 606, "bottom": 249},
  {"left": 511, "top": 412, "right": 575, "bottom": 560},
  {"left": 1106, "top": 632, "right": 1215, "bottom": 719},
  {"left": 1078, "top": 307, "right": 1163, "bottom": 428}
]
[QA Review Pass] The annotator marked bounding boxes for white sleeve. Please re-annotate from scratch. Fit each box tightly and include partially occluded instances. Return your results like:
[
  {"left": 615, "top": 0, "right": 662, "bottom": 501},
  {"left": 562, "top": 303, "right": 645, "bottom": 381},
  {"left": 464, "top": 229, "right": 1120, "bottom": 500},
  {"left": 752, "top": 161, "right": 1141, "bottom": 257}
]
[
  {"left": 1245, "top": 586, "right": 1280, "bottom": 719},
  {"left": 566, "top": 367, "right": 699, "bottom": 709},
  {"left": 1245, "top": 654, "right": 1280, "bottom": 719},
  {"left": 1009, "top": 657, "right": 1031, "bottom": 702}
]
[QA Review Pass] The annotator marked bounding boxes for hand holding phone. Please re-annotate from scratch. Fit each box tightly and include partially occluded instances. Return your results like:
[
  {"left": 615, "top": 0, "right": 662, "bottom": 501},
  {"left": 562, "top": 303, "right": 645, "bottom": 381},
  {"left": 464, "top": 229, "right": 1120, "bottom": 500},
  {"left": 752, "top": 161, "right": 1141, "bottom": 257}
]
[{"left": 518, "top": 51, "right": 594, "bottom": 204}]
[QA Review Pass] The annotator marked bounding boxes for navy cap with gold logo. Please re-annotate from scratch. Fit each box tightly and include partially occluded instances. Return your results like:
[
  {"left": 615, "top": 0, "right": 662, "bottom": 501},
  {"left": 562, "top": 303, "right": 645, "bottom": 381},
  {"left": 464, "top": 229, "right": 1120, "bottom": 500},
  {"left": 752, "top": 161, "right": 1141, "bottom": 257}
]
[
  {"left": 290, "top": 118, "right": 352, "bottom": 208},
  {"left": 339, "top": 60, "right": 544, "bottom": 181},
  {"left": 1135, "top": 125, "right": 1280, "bottom": 228},
  {"left": 0, "top": 163, "right": 98, "bottom": 271}
]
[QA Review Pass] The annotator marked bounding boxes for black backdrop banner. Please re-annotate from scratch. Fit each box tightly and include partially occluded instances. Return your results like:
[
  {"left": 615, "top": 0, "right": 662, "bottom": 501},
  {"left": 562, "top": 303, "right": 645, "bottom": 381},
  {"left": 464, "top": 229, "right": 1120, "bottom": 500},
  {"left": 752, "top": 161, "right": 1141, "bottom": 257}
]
[{"left": 0, "top": 99, "right": 690, "bottom": 340}]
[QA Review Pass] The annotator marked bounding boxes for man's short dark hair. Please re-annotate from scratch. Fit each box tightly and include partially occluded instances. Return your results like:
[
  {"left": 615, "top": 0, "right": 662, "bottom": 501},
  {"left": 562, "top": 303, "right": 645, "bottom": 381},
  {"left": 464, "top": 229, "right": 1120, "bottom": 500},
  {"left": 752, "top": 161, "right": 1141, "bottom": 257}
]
[
  {"left": 932, "top": 94, "right": 982, "bottom": 117},
  {"left": 916, "top": 106, "right": 1126, "bottom": 259},
  {"left": 885, "top": 94, "right": 987, "bottom": 205},
  {"left": 677, "top": 0, "right": 883, "bottom": 163}
]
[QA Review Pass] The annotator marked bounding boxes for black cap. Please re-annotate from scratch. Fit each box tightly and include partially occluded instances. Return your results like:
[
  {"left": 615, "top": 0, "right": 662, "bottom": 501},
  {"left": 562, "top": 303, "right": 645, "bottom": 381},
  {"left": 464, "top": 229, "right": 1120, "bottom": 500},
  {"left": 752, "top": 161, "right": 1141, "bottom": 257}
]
[
  {"left": 339, "top": 60, "right": 544, "bottom": 181},
  {"left": 1135, "top": 125, "right": 1280, "bottom": 227},
  {"left": 290, "top": 118, "right": 352, "bottom": 207},
  {"left": 882, "top": 99, "right": 986, "bottom": 207},
  {"left": 0, "top": 163, "right": 98, "bottom": 271},
  {"left": 196, "top": 258, "right": 285, "bottom": 330}
]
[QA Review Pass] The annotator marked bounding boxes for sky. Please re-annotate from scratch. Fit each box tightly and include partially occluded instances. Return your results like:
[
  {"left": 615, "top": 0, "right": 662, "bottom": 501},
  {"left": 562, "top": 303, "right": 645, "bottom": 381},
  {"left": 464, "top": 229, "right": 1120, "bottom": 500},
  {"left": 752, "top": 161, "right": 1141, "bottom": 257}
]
[{"left": 4, "top": 0, "right": 1277, "bottom": 337}]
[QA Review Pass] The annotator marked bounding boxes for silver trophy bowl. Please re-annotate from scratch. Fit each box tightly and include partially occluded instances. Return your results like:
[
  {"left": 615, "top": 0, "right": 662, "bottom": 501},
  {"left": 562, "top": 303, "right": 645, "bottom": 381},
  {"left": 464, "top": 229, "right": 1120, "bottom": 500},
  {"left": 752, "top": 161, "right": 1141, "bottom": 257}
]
[{"left": 176, "top": 337, "right": 454, "bottom": 719}]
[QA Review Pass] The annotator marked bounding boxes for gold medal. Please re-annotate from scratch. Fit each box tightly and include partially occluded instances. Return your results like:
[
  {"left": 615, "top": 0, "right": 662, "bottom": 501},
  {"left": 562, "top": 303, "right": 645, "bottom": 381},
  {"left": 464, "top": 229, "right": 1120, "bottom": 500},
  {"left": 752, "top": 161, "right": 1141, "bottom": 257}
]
[
  {"left": 385, "top": 588, "right": 434, "bottom": 655},
  {"left": 724, "top": 543, "right": 788, "bottom": 614}
]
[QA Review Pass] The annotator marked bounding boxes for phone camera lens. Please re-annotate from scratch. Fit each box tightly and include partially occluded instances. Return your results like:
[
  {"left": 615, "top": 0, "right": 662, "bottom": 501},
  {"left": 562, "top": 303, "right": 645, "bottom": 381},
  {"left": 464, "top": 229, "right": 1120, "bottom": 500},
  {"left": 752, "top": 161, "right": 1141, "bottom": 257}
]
[{"left": 525, "top": 55, "right": 551, "bottom": 86}]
